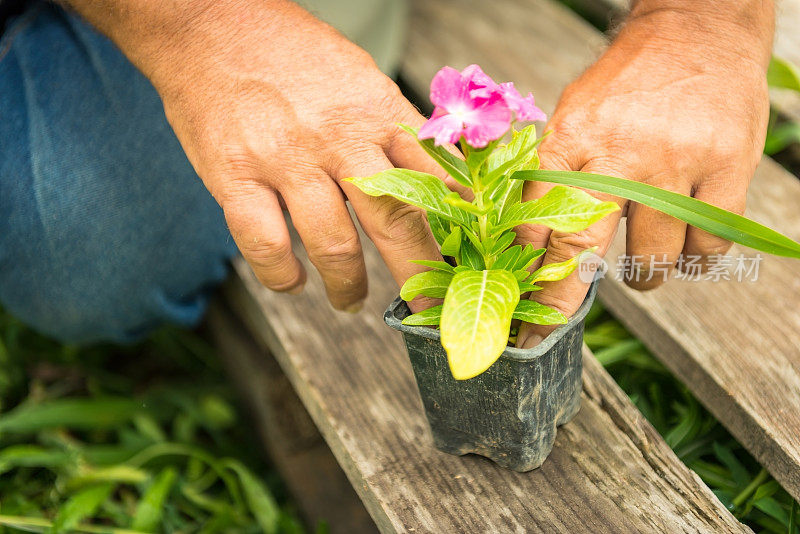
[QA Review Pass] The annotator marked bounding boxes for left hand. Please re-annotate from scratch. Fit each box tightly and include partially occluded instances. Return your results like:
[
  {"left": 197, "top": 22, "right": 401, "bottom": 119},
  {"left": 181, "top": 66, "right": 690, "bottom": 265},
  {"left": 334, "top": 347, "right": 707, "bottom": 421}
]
[{"left": 516, "top": 4, "right": 773, "bottom": 347}]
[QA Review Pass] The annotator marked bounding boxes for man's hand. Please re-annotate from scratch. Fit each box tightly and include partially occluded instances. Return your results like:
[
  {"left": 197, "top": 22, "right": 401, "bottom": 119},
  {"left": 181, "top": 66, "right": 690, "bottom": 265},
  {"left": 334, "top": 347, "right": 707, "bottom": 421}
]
[
  {"left": 65, "top": 0, "right": 450, "bottom": 312},
  {"left": 517, "top": 1, "right": 774, "bottom": 347}
]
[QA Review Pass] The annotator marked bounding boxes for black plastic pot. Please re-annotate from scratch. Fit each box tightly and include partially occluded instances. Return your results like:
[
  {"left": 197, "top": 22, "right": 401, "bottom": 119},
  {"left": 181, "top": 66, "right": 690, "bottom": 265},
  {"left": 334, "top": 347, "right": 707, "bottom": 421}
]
[{"left": 384, "top": 281, "right": 597, "bottom": 472}]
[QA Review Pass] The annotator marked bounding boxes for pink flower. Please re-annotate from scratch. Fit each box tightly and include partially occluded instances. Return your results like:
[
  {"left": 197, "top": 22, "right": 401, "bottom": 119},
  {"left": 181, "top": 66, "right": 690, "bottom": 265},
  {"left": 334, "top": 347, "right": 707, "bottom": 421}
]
[
  {"left": 418, "top": 65, "right": 511, "bottom": 148},
  {"left": 498, "top": 82, "right": 547, "bottom": 122},
  {"left": 418, "top": 65, "right": 547, "bottom": 149}
]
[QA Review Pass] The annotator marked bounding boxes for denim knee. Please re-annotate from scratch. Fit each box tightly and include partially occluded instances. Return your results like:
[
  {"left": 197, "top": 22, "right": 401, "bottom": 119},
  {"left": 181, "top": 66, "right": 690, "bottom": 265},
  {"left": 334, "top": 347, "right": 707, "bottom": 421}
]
[{"left": 0, "top": 3, "right": 237, "bottom": 343}]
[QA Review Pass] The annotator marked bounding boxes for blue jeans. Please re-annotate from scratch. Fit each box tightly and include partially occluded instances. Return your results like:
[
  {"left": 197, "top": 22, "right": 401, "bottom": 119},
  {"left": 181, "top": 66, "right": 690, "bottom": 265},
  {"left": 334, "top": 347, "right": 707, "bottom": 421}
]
[{"left": 0, "top": 2, "right": 238, "bottom": 343}]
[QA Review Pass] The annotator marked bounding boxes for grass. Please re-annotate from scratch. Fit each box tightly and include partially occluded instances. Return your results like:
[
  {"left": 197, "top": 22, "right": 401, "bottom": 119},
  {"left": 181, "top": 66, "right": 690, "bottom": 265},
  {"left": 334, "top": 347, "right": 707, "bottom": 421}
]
[
  {"left": 2, "top": 299, "right": 797, "bottom": 533},
  {"left": 584, "top": 301, "right": 800, "bottom": 533},
  {"left": 0, "top": 307, "right": 313, "bottom": 534}
]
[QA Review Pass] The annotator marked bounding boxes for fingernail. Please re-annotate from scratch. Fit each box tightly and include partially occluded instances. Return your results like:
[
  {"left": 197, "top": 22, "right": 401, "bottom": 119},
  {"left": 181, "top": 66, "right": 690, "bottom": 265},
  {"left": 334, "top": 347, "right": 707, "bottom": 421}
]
[
  {"left": 287, "top": 284, "right": 305, "bottom": 295},
  {"left": 344, "top": 300, "right": 365, "bottom": 314},
  {"left": 518, "top": 333, "right": 544, "bottom": 350}
]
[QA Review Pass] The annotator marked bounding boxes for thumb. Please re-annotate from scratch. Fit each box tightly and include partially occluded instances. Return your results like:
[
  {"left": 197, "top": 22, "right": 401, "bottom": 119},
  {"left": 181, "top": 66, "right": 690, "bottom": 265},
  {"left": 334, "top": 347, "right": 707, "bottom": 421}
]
[{"left": 516, "top": 160, "right": 627, "bottom": 349}]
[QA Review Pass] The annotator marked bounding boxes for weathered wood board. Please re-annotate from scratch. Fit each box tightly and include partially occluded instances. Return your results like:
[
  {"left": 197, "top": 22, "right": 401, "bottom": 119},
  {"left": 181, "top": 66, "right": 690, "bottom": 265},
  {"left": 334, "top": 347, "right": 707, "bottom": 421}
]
[
  {"left": 225, "top": 246, "right": 746, "bottom": 532},
  {"left": 207, "top": 303, "right": 379, "bottom": 534},
  {"left": 565, "top": 0, "right": 800, "bottom": 120},
  {"left": 400, "top": 0, "right": 800, "bottom": 501}
]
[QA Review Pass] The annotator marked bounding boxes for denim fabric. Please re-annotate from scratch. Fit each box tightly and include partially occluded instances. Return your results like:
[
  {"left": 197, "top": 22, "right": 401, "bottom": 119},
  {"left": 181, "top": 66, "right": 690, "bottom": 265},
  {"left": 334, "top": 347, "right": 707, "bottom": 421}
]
[{"left": 0, "top": 2, "right": 237, "bottom": 343}]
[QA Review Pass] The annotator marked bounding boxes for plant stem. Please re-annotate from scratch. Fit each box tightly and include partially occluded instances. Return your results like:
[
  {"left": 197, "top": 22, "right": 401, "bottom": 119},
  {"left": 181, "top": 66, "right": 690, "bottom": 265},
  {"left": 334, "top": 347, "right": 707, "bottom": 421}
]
[{"left": 731, "top": 467, "right": 770, "bottom": 508}]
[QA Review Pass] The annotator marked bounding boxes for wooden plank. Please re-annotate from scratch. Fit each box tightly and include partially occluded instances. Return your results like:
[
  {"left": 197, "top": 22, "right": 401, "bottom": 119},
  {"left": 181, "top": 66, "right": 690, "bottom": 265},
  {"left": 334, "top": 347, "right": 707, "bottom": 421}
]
[
  {"left": 399, "top": 0, "right": 800, "bottom": 501},
  {"left": 563, "top": 0, "right": 800, "bottom": 121},
  {"left": 226, "top": 247, "right": 747, "bottom": 532},
  {"left": 206, "top": 302, "right": 378, "bottom": 534},
  {"left": 773, "top": 0, "right": 800, "bottom": 120}
]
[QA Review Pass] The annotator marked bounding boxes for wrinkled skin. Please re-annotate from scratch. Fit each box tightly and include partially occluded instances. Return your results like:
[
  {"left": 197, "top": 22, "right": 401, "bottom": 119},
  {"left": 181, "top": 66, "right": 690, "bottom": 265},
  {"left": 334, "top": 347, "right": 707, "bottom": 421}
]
[
  {"left": 516, "top": 5, "right": 773, "bottom": 347},
  {"left": 65, "top": 0, "right": 773, "bottom": 342},
  {"left": 68, "top": 0, "right": 452, "bottom": 312}
]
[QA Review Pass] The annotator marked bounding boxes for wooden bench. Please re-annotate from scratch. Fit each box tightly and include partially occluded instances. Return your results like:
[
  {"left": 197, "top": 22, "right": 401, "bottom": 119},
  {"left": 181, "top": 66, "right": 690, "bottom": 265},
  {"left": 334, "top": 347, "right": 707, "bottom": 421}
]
[
  {"left": 404, "top": 0, "right": 800, "bottom": 505},
  {"left": 566, "top": 0, "right": 800, "bottom": 122},
  {"left": 209, "top": 0, "right": 800, "bottom": 530}
]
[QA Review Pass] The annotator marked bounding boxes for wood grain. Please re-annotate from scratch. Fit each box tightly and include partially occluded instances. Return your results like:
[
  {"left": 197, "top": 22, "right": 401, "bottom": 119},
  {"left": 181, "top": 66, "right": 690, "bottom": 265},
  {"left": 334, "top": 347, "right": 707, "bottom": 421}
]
[
  {"left": 207, "top": 302, "right": 379, "bottom": 534},
  {"left": 225, "top": 241, "right": 746, "bottom": 532},
  {"left": 564, "top": 0, "right": 800, "bottom": 120},
  {"left": 399, "top": 0, "right": 800, "bottom": 501}
]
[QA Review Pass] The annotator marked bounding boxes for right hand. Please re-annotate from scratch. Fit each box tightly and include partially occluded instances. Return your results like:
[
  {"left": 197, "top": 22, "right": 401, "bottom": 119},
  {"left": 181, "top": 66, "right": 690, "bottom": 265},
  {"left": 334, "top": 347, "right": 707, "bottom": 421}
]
[{"left": 128, "top": 0, "right": 454, "bottom": 312}]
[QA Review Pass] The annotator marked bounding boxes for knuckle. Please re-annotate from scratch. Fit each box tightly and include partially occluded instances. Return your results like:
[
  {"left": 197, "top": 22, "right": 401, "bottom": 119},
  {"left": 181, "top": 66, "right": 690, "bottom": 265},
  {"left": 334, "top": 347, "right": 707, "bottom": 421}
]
[
  {"left": 243, "top": 237, "right": 294, "bottom": 270},
  {"left": 375, "top": 203, "right": 432, "bottom": 250},
  {"left": 310, "top": 233, "right": 363, "bottom": 268},
  {"left": 514, "top": 223, "right": 550, "bottom": 246},
  {"left": 548, "top": 230, "right": 604, "bottom": 260},
  {"left": 694, "top": 238, "right": 733, "bottom": 258},
  {"left": 535, "top": 290, "right": 580, "bottom": 317}
]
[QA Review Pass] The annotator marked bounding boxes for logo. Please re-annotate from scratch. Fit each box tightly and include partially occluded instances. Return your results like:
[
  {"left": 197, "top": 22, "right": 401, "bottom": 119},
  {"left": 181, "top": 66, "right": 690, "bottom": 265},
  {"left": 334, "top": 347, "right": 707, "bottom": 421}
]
[{"left": 577, "top": 252, "right": 608, "bottom": 283}]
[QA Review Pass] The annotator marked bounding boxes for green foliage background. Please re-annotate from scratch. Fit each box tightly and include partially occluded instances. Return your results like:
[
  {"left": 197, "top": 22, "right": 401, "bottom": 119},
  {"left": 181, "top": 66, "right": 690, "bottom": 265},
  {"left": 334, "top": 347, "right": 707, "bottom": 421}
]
[
  {"left": 584, "top": 301, "right": 799, "bottom": 534},
  {"left": 0, "top": 308, "right": 309, "bottom": 534}
]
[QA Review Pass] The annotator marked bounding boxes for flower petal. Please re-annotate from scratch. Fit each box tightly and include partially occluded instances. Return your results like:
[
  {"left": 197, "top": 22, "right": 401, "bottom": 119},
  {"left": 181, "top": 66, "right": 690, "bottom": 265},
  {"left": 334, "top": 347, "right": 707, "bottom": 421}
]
[
  {"left": 429, "top": 66, "right": 470, "bottom": 109},
  {"left": 499, "top": 82, "right": 547, "bottom": 122},
  {"left": 462, "top": 100, "right": 511, "bottom": 148},
  {"left": 418, "top": 112, "right": 465, "bottom": 146},
  {"left": 462, "top": 64, "right": 499, "bottom": 99}
]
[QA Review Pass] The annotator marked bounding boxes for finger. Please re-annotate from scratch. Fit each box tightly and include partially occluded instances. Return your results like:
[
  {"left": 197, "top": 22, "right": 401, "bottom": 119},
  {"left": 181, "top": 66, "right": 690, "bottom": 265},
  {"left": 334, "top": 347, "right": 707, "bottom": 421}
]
[
  {"left": 516, "top": 131, "right": 586, "bottom": 256},
  {"left": 280, "top": 171, "right": 368, "bottom": 312},
  {"left": 623, "top": 174, "right": 691, "bottom": 290},
  {"left": 386, "top": 107, "right": 473, "bottom": 200},
  {"left": 516, "top": 162, "right": 626, "bottom": 349},
  {"left": 682, "top": 178, "right": 747, "bottom": 263},
  {"left": 224, "top": 185, "right": 307, "bottom": 293},
  {"left": 334, "top": 146, "right": 443, "bottom": 312}
]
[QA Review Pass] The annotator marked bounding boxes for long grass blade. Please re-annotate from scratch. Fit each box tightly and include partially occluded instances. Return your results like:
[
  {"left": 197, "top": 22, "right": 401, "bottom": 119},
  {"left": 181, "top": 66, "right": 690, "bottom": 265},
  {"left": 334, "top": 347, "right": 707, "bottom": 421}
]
[{"left": 514, "top": 169, "right": 800, "bottom": 258}]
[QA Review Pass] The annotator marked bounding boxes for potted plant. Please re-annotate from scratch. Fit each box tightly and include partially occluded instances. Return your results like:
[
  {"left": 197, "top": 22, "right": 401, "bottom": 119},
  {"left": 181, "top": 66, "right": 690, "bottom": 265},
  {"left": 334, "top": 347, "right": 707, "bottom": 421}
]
[{"left": 346, "top": 65, "right": 800, "bottom": 471}]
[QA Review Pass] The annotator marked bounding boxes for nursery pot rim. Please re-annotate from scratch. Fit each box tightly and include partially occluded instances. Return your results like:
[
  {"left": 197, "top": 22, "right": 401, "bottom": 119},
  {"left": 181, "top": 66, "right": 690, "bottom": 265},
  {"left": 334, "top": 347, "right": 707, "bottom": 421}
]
[{"left": 384, "top": 280, "right": 597, "bottom": 363}]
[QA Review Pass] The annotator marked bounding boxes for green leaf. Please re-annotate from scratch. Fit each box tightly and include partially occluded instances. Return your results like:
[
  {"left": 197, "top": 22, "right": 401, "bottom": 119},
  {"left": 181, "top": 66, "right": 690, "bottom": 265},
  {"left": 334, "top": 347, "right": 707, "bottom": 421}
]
[
  {"left": 514, "top": 169, "right": 800, "bottom": 258},
  {"left": 712, "top": 442, "right": 751, "bottom": 488},
  {"left": 767, "top": 56, "right": 800, "bottom": 92},
  {"left": 751, "top": 480, "right": 780, "bottom": 502},
  {"left": 492, "top": 245, "right": 522, "bottom": 271},
  {"left": 464, "top": 141, "right": 498, "bottom": 172},
  {"left": 409, "top": 260, "right": 455, "bottom": 273},
  {"left": 488, "top": 232, "right": 516, "bottom": 256},
  {"left": 512, "top": 300, "right": 567, "bottom": 325},
  {"left": 440, "top": 227, "right": 462, "bottom": 257},
  {"left": 753, "top": 497, "right": 790, "bottom": 525},
  {"left": 0, "top": 515, "right": 148, "bottom": 534},
  {"left": 402, "top": 305, "right": 443, "bottom": 326},
  {"left": 66, "top": 465, "right": 149, "bottom": 490},
  {"left": 490, "top": 180, "right": 525, "bottom": 223},
  {"left": 0, "top": 398, "right": 141, "bottom": 433},
  {"left": 131, "top": 468, "right": 177, "bottom": 532},
  {"left": 529, "top": 249, "right": 594, "bottom": 284},
  {"left": 398, "top": 124, "right": 471, "bottom": 187},
  {"left": 459, "top": 239, "right": 485, "bottom": 270},
  {"left": 496, "top": 185, "right": 619, "bottom": 234},
  {"left": 443, "top": 192, "right": 491, "bottom": 216},
  {"left": 0, "top": 445, "right": 69, "bottom": 474},
  {"left": 400, "top": 270, "right": 453, "bottom": 301},
  {"left": 52, "top": 483, "right": 114, "bottom": 533},
  {"left": 440, "top": 270, "right": 520, "bottom": 380},
  {"left": 514, "top": 244, "right": 546, "bottom": 271},
  {"left": 427, "top": 212, "right": 450, "bottom": 246},
  {"left": 485, "top": 124, "right": 544, "bottom": 183},
  {"left": 513, "top": 269, "right": 531, "bottom": 282},
  {"left": 344, "top": 169, "right": 471, "bottom": 226},
  {"left": 764, "top": 121, "right": 800, "bottom": 155},
  {"left": 518, "top": 282, "right": 543, "bottom": 293},
  {"left": 224, "top": 459, "right": 279, "bottom": 534}
]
